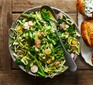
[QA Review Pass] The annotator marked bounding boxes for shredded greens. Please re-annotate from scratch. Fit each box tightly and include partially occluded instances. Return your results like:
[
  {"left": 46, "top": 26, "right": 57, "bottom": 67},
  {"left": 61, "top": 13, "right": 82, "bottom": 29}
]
[{"left": 9, "top": 8, "right": 80, "bottom": 78}]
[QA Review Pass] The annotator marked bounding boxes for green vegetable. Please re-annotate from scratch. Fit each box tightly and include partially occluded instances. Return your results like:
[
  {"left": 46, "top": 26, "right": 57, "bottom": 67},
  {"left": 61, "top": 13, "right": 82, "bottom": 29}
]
[
  {"left": 15, "top": 58, "right": 23, "bottom": 65},
  {"left": 21, "top": 13, "right": 30, "bottom": 18},
  {"left": 29, "top": 53, "right": 46, "bottom": 77},
  {"left": 25, "top": 61, "right": 30, "bottom": 72},
  {"left": 58, "top": 19, "right": 64, "bottom": 24},
  {"left": 41, "top": 9, "right": 50, "bottom": 22}
]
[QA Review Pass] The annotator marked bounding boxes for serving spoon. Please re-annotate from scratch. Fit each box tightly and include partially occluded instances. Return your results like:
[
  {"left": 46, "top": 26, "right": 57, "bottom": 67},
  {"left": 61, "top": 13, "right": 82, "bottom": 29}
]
[{"left": 41, "top": 5, "right": 77, "bottom": 72}]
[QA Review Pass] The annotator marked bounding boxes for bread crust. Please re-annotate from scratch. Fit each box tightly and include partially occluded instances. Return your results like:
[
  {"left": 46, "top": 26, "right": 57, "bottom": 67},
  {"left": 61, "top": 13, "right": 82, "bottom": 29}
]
[
  {"left": 76, "top": 0, "right": 85, "bottom": 15},
  {"left": 81, "top": 19, "right": 93, "bottom": 47}
]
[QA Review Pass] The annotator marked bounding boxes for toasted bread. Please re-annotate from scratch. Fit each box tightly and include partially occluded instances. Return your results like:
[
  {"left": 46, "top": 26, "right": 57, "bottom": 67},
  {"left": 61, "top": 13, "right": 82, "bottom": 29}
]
[
  {"left": 76, "top": 0, "right": 85, "bottom": 15},
  {"left": 81, "top": 19, "right": 93, "bottom": 47},
  {"left": 77, "top": 0, "right": 93, "bottom": 17}
]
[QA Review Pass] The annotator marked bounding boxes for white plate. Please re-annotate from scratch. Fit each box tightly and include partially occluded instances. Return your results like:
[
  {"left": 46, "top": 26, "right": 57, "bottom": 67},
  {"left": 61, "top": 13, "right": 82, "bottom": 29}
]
[{"left": 78, "top": 13, "right": 93, "bottom": 66}]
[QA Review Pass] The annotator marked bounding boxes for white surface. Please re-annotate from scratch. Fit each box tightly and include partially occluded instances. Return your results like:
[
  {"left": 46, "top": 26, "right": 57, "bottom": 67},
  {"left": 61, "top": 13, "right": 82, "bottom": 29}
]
[{"left": 78, "top": 13, "right": 93, "bottom": 66}]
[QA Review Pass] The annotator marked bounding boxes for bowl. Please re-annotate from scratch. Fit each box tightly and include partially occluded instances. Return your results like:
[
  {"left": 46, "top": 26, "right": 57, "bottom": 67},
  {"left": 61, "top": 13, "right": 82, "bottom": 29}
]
[{"left": 8, "top": 6, "right": 80, "bottom": 78}]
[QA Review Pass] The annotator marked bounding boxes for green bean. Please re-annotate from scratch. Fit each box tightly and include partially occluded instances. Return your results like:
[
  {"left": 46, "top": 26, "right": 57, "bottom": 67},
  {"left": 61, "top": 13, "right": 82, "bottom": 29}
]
[
  {"left": 29, "top": 53, "right": 46, "bottom": 77},
  {"left": 21, "top": 13, "right": 30, "bottom": 18}
]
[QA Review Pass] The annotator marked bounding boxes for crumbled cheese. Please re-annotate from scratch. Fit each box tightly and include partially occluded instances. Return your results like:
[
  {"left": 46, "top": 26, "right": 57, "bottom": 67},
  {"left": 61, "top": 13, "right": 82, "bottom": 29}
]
[
  {"left": 28, "top": 21, "right": 33, "bottom": 26},
  {"left": 24, "top": 22, "right": 28, "bottom": 27},
  {"left": 13, "top": 42, "right": 19, "bottom": 45},
  {"left": 84, "top": 0, "right": 93, "bottom": 17},
  {"left": 23, "top": 21, "right": 33, "bottom": 29},
  {"left": 13, "top": 53, "right": 18, "bottom": 58},
  {"left": 23, "top": 22, "right": 29, "bottom": 29}
]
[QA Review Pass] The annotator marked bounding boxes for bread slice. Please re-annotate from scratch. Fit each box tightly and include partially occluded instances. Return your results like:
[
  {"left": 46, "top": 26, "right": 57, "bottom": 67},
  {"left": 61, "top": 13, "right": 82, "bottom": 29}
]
[
  {"left": 76, "top": 0, "right": 85, "bottom": 15},
  {"left": 81, "top": 19, "right": 93, "bottom": 47},
  {"left": 77, "top": 0, "right": 93, "bottom": 17}
]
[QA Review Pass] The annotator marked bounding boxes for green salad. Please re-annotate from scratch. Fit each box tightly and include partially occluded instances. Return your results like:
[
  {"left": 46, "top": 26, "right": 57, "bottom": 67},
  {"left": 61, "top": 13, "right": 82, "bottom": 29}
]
[{"left": 9, "top": 8, "right": 80, "bottom": 77}]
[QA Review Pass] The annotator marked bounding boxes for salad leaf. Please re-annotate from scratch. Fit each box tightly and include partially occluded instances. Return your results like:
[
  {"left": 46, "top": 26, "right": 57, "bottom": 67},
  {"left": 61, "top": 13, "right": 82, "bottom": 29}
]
[
  {"left": 15, "top": 58, "right": 23, "bottom": 65},
  {"left": 41, "top": 9, "right": 50, "bottom": 22}
]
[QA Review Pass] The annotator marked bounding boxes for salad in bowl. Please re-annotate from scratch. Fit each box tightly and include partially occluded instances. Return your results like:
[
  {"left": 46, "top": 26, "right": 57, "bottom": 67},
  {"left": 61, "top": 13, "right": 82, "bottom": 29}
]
[{"left": 9, "top": 6, "right": 80, "bottom": 78}]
